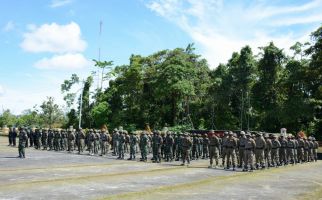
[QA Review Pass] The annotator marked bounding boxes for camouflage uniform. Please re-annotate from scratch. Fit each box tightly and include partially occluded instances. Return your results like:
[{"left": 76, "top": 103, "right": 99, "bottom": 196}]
[
  {"left": 181, "top": 133, "right": 192, "bottom": 166},
  {"left": 128, "top": 132, "right": 138, "bottom": 160},
  {"left": 225, "top": 132, "right": 237, "bottom": 170},
  {"left": 88, "top": 130, "right": 95, "bottom": 155},
  {"left": 112, "top": 131, "right": 119, "bottom": 156},
  {"left": 243, "top": 133, "right": 256, "bottom": 171},
  {"left": 140, "top": 132, "right": 149, "bottom": 162},
  {"left": 152, "top": 132, "right": 163, "bottom": 163},
  {"left": 208, "top": 131, "right": 220, "bottom": 168},
  {"left": 279, "top": 136, "right": 287, "bottom": 165},
  {"left": 202, "top": 135, "right": 209, "bottom": 159},
  {"left": 255, "top": 133, "right": 266, "bottom": 169},
  {"left": 118, "top": 132, "right": 125, "bottom": 159},
  {"left": 297, "top": 137, "right": 305, "bottom": 163},
  {"left": 238, "top": 132, "right": 247, "bottom": 168},
  {"left": 165, "top": 133, "right": 174, "bottom": 162},
  {"left": 18, "top": 129, "right": 28, "bottom": 158},
  {"left": 100, "top": 131, "right": 109, "bottom": 156},
  {"left": 264, "top": 134, "right": 272, "bottom": 168},
  {"left": 192, "top": 134, "right": 199, "bottom": 160},
  {"left": 67, "top": 130, "right": 75, "bottom": 152},
  {"left": 271, "top": 135, "right": 281, "bottom": 167},
  {"left": 47, "top": 130, "right": 54, "bottom": 151},
  {"left": 313, "top": 138, "right": 319, "bottom": 162},
  {"left": 286, "top": 136, "right": 295, "bottom": 164},
  {"left": 42, "top": 130, "right": 48, "bottom": 150}
]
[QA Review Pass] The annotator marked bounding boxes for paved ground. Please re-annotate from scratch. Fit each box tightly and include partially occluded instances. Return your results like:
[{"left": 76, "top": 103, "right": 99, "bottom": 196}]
[{"left": 0, "top": 136, "right": 321, "bottom": 200}]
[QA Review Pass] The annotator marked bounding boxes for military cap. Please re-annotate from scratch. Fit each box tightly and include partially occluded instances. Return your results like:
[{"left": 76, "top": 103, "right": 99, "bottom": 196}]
[
  {"left": 240, "top": 131, "right": 245, "bottom": 135},
  {"left": 228, "top": 131, "right": 233, "bottom": 136}
]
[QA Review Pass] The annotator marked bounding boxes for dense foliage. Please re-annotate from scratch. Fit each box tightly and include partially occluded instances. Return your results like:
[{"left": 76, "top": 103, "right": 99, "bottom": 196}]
[{"left": 1, "top": 26, "right": 321, "bottom": 140}]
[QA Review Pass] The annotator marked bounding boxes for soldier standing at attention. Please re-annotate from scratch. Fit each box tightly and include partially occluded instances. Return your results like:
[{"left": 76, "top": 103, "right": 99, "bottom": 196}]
[
  {"left": 264, "top": 133, "right": 272, "bottom": 168},
  {"left": 192, "top": 133, "right": 199, "bottom": 160},
  {"left": 61, "top": 130, "right": 68, "bottom": 151},
  {"left": 12, "top": 128, "right": 17, "bottom": 147},
  {"left": 303, "top": 137, "right": 309, "bottom": 162},
  {"left": 271, "top": 135, "right": 281, "bottom": 167},
  {"left": 238, "top": 131, "right": 247, "bottom": 168},
  {"left": 140, "top": 131, "right": 149, "bottom": 162},
  {"left": 118, "top": 131, "right": 125, "bottom": 159},
  {"left": 94, "top": 130, "right": 100, "bottom": 155},
  {"left": 208, "top": 130, "right": 220, "bottom": 168},
  {"left": 100, "top": 129, "right": 108, "bottom": 156},
  {"left": 47, "top": 129, "right": 54, "bottom": 150},
  {"left": 88, "top": 129, "right": 95, "bottom": 155},
  {"left": 18, "top": 127, "right": 28, "bottom": 158},
  {"left": 308, "top": 137, "right": 314, "bottom": 162},
  {"left": 42, "top": 129, "right": 48, "bottom": 150},
  {"left": 255, "top": 133, "right": 266, "bottom": 169},
  {"left": 279, "top": 135, "right": 287, "bottom": 165},
  {"left": 67, "top": 129, "right": 75, "bottom": 153},
  {"left": 128, "top": 132, "right": 138, "bottom": 160},
  {"left": 202, "top": 134, "right": 209, "bottom": 159},
  {"left": 181, "top": 133, "right": 192, "bottom": 166},
  {"left": 286, "top": 135, "right": 295, "bottom": 164},
  {"left": 8, "top": 127, "right": 13, "bottom": 146},
  {"left": 221, "top": 132, "right": 228, "bottom": 167},
  {"left": 112, "top": 129, "right": 119, "bottom": 156},
  {"left": 243, "top": 133, "right": 256, "bottom": 172},
  {"left": 297, "top": 136, "right": 305, "bottom": 163},
  {"left": 165, "top": 132, "right": 174, "bottom": 162},
  {"left": 312, "top": 137, "right": 319, "bottom": 162},
  {"left": 225, "top": 131, "right": 237, "bottom": 170},
  {"left": 78, "top": 128, "right": 86, "bottom": 154}
]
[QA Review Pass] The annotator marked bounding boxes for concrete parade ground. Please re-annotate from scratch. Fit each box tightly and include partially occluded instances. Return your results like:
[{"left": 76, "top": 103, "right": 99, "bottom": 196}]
[{"left": 0, "top": 136, "right": 321, "bottom": 200}]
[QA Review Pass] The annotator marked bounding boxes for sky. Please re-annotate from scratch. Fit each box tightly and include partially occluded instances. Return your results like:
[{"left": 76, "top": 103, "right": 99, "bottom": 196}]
[{"left": 0, "top": 0, "right": 321, "bottom": 115}]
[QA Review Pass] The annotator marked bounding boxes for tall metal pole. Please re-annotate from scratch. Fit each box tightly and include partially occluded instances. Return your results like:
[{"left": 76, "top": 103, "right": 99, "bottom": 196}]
[
  {"left": 240, "top": 90, "right": 244, "bottom": 131},
  {"left": 78, "top": 81, "right": 84, "bottom": 129}
]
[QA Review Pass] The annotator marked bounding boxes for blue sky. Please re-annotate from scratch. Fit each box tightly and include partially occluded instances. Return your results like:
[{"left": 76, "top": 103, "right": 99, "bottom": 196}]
[{"left": 0, "top": 0, "right": 321, "bottom": 114}]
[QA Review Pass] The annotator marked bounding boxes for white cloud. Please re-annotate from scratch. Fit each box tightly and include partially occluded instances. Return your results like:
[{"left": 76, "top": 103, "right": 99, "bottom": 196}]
[
  {"left": 0, "top": 85, "right": 5, "bottom": 96},
  {"left": 50, "top": 0, "right": 73, "bottom": 8},
  {"left": 146, "top": 0, "right": 322, "bottom": 68},
  {"left": 34, "top": 53, "right": 91, "bottom": 70},
  {"left": 2, "top": 21, "right": 14, "bottom": 32},
  {"left": 20, "top": 22, "right": 87, "bottom": 53}
]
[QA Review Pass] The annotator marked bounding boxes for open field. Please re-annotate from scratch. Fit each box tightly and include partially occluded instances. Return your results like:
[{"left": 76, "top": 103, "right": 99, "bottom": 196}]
[{"left": 0, "top": 136, "right": 321, "bottom": 200}]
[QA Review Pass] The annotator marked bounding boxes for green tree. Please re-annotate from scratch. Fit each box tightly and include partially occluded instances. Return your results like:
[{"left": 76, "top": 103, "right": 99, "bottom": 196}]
[{"left": 40, "top": 97, "right": 64, "bottom": 128}]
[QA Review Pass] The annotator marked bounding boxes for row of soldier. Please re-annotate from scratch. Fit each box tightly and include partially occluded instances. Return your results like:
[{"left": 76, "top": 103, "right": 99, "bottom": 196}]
[{"left": 12, "top": 127, "right": 319, "bottom": 172}]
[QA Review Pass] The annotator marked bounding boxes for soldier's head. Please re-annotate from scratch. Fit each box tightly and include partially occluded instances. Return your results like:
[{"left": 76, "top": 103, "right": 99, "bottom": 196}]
[
  {"left": 245, "top": 133, "right": 251, "bottom": 138},
  {"left": 240, "top": 131, "right": 245, "bottom": 137},
  {"left": 228, "top": 131, "right": 233, "bottom": 137}
]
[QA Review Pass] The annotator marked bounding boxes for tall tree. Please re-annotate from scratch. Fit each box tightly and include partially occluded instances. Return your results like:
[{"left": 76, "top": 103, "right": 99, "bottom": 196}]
[{"left": 40, "top": 97, "right": 64, "bottom": 128}]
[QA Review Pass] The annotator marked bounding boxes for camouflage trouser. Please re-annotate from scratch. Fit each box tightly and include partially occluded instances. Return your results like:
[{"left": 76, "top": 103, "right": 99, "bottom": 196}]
[
  {"left": 308, "top": 149, "right": 313, "bottom": 161},
  {"left": 279, "top": 148, "right": 287, "bottom": 164},
  {"left": 239, "top": 148, "right": 245, "bottom": 167},
  {"left": 244, "top": 150, "right": 254, "bottom": 169},
  {"left": 192, "top": 145, "right": 199, "bottom": 159},
  {"left": 140, "top": 146, "right": 147, "bottom": 161},
  {"left": 165, "top": 146, "right": 173, "bottom": 161},
  {"left": 113, "top": 141, "right": 119, "bottom": 155},
  {"left": 304, "top": 149, "right": 309, "bottom": 162},
  {"left": 118, "top": 143, "right": 124, "bottom": 158},
  {"left": 48, "top": 139, "right": 53, "bottom": 150},
  {"left": 286, "top": 148, "right": 295, "bottom": 163},
  {"left": 94, "top": 141, "right": 99, "bottom": 154},
  {"left": 297, "top": 148, "right": 304, "bottom": 162},
  {"left": 264, "top": 149, "right": 271, "bottom": 167},
  {"left": 63, "top": 138, "right": 68, "bottom": 150},
  {"left": 89, "top": 141, "right": 94, "bottom": 155},
  {"left": 152, "top": 145, "right": 161, "bottom": 162},
  {"left": 226, "top": 148, "right": 236, "bottom": 168},
  {"left": 78, "top": 139, "right": 85, "bottom": 153},
  {"left": 271, "top": 148, "right": 279, "bottom": 166},
  {"left": 130, "top": 145, "right": 136, "bottom": 158},
  {"left": 100, "top": 141, "right": 107, "bottom": 155},
  {"left": 255, "top": 149, "right": 265, "bottom": 167},
  {"left": 176, "top": 145, "right": 182, "bottom": 160},
  {"left": 202, "top": 146, "right": 209, "bottom": 158},
  {"left": 209, "top": 146, "right": 219, "bottom": 166},
  {"left": 18, "top": 144, "right": 25, "bottom": 158},
  {"left": 68, "top": 140, "right": 74, "bottom": 152},
  {"left": 182, "top": 148, "right": 191, "bottom": 164},
  {"left": 42, "top": 139, "right": 48, "bottom": 149},
  {"left": 221, "top": 147, "right": 227, "bottom": 166},
  {"left": 313, "top": 149, "right": 318, "bottom": 161}
]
